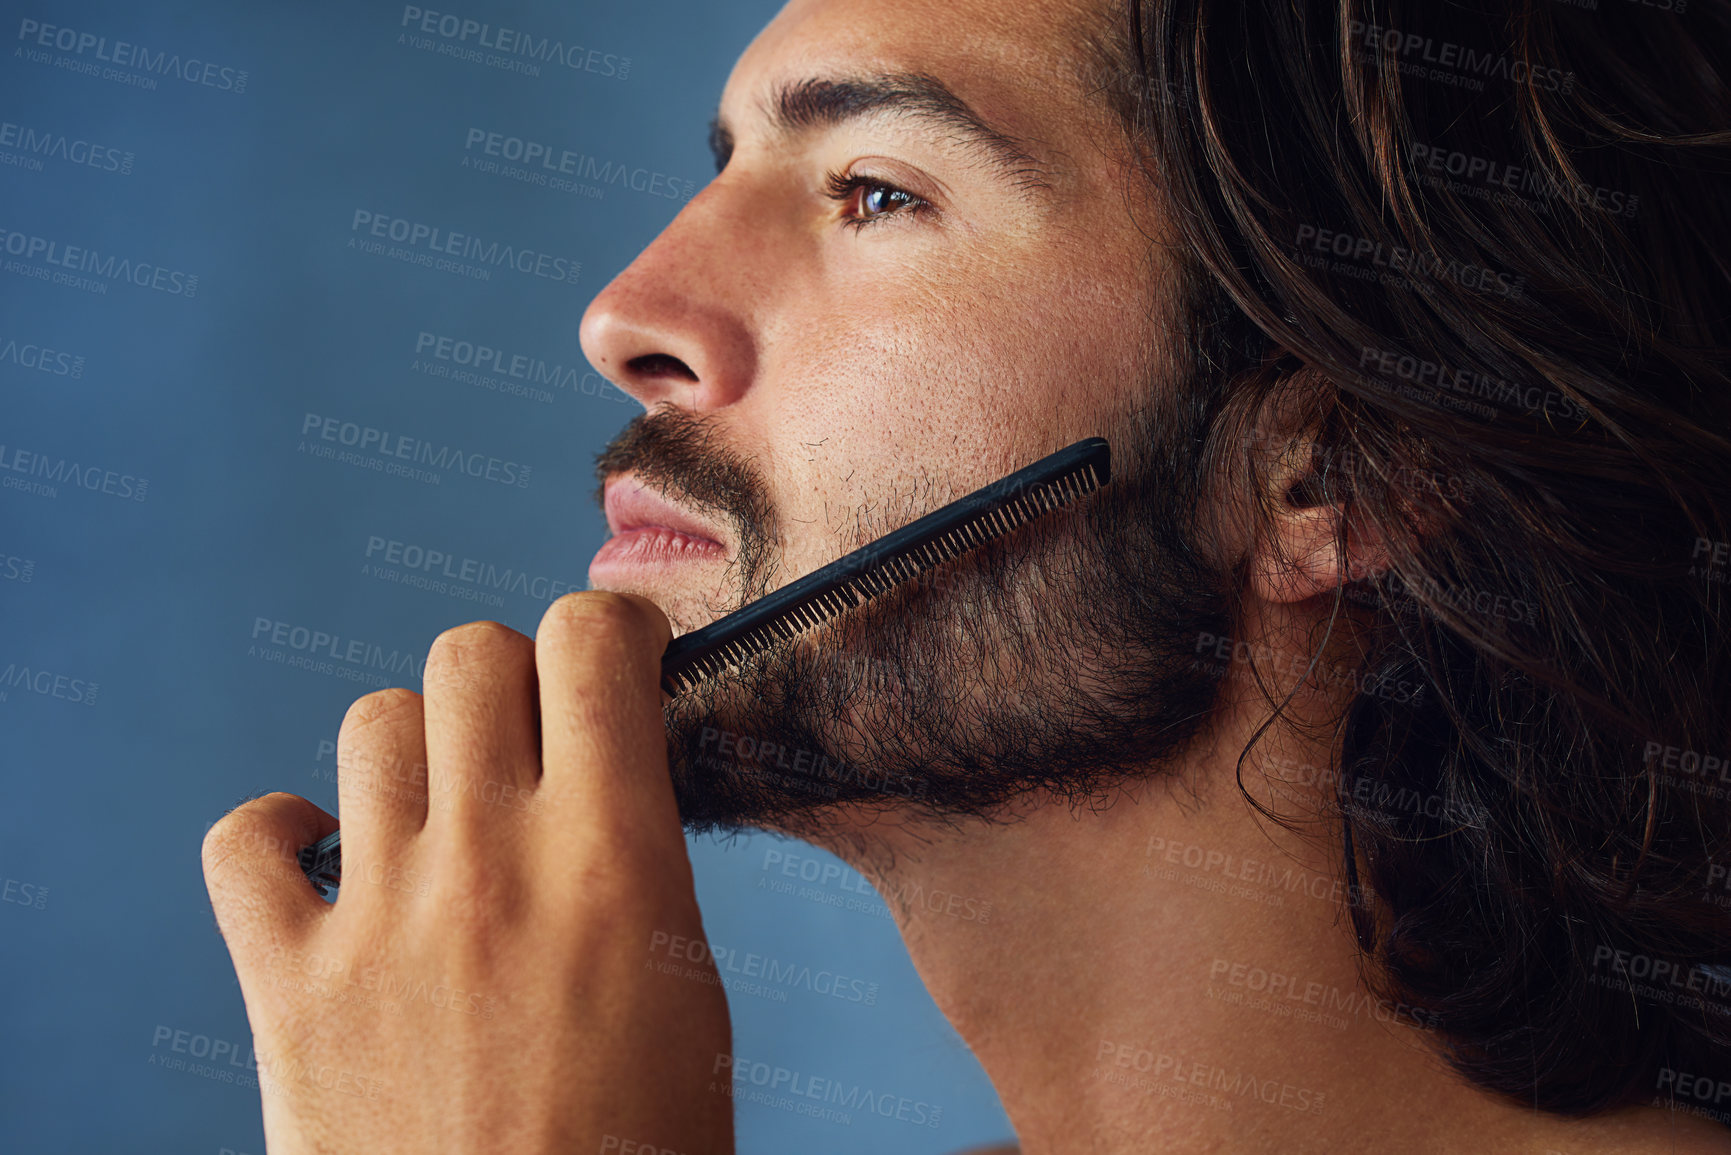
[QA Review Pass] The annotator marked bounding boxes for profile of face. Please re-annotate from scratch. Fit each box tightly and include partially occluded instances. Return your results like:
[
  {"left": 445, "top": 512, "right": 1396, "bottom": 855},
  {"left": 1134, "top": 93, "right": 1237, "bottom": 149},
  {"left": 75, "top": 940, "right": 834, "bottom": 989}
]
[{"left": 580, "top": 0, "right": 1238, "bottom": 844}]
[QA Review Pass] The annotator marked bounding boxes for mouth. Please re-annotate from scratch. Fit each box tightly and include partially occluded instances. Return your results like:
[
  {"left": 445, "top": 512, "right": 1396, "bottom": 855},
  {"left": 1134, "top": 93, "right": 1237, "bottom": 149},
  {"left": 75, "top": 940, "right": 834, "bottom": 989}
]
[{"left": 589, "top": 476, "right": 729, "bottom": 581}]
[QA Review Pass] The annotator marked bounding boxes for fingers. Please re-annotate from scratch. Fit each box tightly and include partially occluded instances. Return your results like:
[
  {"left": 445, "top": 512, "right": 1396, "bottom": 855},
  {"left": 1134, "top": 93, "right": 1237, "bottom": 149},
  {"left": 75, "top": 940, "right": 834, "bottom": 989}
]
[
  {"left": 336, "top": 687, "right": 430, "bottom": 860},
  {"left": 533, "top": 592, "right": 679, "bottom": 848},
  {"left": 213, "top": 597, "right": 674, "bottom": 942},
  {"left": 419, "top": 621, "right": 542, "bottom": 841},
  {"left": 203, "top": 792, "right": 339, "bottom": 956}
]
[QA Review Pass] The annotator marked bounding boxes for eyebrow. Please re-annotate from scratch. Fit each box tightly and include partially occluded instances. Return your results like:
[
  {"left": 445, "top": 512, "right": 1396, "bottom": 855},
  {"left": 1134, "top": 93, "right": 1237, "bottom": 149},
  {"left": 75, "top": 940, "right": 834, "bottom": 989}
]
[{"left": 707, "top": 72, "right": 1055, "bottom": 197}]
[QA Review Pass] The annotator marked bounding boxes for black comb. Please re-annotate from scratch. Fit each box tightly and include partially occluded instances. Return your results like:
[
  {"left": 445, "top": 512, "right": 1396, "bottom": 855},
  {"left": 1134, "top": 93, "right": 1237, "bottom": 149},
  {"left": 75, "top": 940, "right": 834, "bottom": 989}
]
[
  {"left": 297, "top": 437, "right": 1110, "bottom": 894},
  {"left": 659, "top": 436, "right": 1111, "bottom": 696}
]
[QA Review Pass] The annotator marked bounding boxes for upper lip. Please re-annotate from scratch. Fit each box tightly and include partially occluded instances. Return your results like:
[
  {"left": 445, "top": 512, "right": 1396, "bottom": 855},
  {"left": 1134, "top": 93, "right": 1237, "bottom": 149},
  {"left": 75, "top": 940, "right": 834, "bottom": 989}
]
[{"left": 604, "top": 476, "right": 726, "bottom": 546}]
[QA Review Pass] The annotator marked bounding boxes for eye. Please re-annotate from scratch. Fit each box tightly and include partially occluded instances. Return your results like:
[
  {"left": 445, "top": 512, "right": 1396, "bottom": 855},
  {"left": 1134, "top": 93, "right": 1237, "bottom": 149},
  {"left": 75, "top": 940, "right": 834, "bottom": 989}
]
[{"left": 822, "top": 169, "right": 933, "bottom": 230}]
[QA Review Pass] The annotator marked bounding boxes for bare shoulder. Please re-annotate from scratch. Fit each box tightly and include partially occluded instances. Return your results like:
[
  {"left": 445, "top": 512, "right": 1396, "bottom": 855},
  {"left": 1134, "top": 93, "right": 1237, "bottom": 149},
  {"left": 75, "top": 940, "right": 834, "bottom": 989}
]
[{"left": 1537, "top": 1102, "right": 1731, "bottom": 1155}]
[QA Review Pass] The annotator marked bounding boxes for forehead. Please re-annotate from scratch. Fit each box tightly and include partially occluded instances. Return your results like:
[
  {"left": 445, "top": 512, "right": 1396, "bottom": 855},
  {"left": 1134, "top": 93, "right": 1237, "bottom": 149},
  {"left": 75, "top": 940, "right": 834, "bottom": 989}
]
[{"left": 720, "top": 0, "right": 1111, "bottom": 146}]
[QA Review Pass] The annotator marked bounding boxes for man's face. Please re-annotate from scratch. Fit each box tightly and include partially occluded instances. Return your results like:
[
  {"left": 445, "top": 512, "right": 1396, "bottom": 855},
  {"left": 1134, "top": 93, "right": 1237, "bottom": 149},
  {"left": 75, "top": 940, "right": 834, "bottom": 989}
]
[{"left": 580, "top": 0, "right": 1233, "bottom": 839}]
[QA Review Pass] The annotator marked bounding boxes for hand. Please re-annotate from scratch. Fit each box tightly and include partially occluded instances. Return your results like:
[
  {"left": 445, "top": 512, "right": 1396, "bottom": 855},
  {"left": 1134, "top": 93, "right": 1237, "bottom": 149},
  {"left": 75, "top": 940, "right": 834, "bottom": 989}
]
[{"left": 202, "top": 592, "right": 733, "bottom": 1154}]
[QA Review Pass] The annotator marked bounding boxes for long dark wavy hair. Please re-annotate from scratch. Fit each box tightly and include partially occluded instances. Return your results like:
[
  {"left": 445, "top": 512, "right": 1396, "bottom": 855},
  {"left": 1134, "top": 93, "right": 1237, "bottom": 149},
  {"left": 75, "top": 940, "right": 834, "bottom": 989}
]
[{"left": 1098, "top": 0, "right": 1731, "bottom": 1122}]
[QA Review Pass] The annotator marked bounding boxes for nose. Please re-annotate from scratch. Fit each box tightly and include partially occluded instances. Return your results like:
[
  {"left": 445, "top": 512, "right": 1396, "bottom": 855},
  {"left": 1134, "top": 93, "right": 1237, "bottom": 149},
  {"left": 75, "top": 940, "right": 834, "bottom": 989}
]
[{"left": 579, "top": 183, "right": 759, "bottom": 414}]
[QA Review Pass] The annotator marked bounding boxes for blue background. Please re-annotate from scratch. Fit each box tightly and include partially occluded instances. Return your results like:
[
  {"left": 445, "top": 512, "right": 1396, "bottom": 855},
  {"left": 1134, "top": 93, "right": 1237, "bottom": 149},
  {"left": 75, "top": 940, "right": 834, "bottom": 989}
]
[{"left": 0, "top": 1, "right": 1013, "bottom": 1150}]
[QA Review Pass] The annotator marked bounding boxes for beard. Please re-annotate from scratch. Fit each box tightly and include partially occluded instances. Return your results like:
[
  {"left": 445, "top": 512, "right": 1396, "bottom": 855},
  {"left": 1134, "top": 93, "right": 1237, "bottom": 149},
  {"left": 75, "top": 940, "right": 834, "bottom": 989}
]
[{"left": 591, "top": 391, "right": 1234, "bottom": 850}]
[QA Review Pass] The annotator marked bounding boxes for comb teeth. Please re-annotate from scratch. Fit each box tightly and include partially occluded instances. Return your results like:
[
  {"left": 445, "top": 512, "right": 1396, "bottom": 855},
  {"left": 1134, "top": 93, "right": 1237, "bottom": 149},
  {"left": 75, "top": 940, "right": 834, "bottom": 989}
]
[{"left": 658, "top": 438, "right": 1110, "bottom": 696}]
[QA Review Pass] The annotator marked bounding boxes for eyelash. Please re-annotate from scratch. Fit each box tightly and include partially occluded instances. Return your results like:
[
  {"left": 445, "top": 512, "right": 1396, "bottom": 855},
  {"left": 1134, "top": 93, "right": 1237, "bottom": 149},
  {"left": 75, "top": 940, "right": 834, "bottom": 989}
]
[{"left": 821, "top": 169, "right": 933, "bottom": 231}]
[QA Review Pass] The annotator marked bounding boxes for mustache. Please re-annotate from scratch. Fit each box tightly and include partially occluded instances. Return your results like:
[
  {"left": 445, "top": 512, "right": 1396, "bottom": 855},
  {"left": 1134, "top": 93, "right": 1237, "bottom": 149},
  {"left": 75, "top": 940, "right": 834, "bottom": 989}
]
[{"left": 592, "top": 407, "right": 779, "bottom": 595}]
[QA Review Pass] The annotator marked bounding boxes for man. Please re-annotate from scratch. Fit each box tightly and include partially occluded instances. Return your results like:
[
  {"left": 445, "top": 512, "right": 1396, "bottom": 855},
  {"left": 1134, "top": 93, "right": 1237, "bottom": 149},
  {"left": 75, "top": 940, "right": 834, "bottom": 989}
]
[{"left": 202, "top": 0, "right": 1731, "bottom": 1151}]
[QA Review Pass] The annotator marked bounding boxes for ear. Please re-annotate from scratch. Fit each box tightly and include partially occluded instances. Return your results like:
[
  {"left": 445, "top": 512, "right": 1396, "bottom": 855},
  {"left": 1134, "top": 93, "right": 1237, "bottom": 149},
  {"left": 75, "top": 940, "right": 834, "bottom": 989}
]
[{"left": 1246, "top": 434, "right": 1391, "bottom": 605}]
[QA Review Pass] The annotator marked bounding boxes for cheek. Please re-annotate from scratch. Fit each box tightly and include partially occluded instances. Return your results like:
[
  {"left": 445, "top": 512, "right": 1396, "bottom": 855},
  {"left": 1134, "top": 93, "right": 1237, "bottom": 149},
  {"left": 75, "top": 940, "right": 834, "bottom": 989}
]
[
  {"left": 827, "top": 273, "right": 1143, "bottom": 443},
  {"left": 745, "top": 220, "right": 1160, "bottom": 562},
  {"left": 756, "top": 282, "right": 1150, "bottom": 578}
]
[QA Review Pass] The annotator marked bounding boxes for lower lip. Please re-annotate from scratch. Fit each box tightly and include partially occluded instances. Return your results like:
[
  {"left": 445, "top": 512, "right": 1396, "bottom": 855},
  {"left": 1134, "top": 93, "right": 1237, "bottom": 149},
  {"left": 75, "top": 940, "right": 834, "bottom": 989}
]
[{"left": 590, "top": 527, "right": 727, "bottom": 577}]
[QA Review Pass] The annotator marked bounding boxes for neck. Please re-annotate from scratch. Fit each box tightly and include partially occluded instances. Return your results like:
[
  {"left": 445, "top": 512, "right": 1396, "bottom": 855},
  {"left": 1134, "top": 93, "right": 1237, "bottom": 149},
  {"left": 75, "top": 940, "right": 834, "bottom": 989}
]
[{"left": 816, "top": 598, "right": 1660, "bottom": 1155}]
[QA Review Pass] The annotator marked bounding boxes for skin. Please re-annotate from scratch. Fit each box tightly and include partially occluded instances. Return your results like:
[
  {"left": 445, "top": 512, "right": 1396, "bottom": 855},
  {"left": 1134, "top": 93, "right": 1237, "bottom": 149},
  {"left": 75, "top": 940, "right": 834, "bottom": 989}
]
[{"left": 202, "top": 0, "right": 1729, "bottom": 1152}]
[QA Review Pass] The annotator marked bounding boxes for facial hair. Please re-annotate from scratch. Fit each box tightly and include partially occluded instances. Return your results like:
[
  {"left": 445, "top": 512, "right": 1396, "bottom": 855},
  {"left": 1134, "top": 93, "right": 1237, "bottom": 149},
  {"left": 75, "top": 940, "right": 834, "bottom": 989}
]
[{"left": 591, "top": 391, "right": 1235, "bottom": 847}]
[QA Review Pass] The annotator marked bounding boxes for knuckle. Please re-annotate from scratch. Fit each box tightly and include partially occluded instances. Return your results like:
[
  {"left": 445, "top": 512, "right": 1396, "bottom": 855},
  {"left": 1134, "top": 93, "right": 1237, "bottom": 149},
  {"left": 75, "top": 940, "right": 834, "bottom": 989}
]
[
  {"left": 200, "top": 820, "right": 241, "bottom": 879},
  {"left": 341, "top": 686, "right": 423, "bottom": 737},
  {"left": 540, "top": 590, "right": 656, "bottom": 650},
  {"left": 201, "top": 793, "right": 297, "bottom": 878},
  {"left": 427, "top": 620, "right": 531, "bottom": 677},
  {"left": 545, "top": 589, "right": 631, "bottom": 630}
]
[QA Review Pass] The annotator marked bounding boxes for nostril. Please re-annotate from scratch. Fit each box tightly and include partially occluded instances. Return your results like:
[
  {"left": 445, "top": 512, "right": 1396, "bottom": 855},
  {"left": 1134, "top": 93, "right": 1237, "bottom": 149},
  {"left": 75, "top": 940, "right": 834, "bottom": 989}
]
[{"left": 627, "top": 352, "right": 699, "bottom": 382}]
